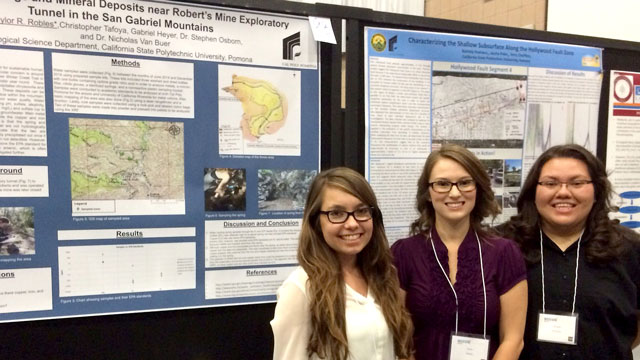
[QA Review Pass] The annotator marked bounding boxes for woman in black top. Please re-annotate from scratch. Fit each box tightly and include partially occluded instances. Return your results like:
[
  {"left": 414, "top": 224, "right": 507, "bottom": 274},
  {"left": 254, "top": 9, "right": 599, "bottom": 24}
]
[{"left": 498, "top": 144, "right": 640, "bottom": 360}]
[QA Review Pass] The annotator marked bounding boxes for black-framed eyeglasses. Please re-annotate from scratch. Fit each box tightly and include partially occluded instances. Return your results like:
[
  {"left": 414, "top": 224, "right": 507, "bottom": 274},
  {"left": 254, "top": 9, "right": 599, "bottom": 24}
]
[
  {"left": 537, "top": 179, "right": 593, "bottom": 190},
  {"left": 318, "top": 207, "right": 374, "bottom": 224},
  {"left": 428, "top": 179, "right": 476, "bottom": 193}
]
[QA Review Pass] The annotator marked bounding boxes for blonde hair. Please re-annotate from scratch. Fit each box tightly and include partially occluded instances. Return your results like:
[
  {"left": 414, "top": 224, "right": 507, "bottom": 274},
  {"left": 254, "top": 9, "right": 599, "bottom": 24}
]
[{"left": 297, "top": 167, "right": 413, "bottom": 359}]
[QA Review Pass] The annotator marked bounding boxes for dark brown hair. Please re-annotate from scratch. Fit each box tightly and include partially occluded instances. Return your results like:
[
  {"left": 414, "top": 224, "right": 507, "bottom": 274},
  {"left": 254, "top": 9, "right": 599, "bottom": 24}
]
[
  {"left": 297, "top": 167, "right": 413, "bottom": 359},
  {"left": 410, "top": 144, "right": 501, "bottom": 236},
  {"left": 499, "top": 144, "right": 621, "bottom": 263}
]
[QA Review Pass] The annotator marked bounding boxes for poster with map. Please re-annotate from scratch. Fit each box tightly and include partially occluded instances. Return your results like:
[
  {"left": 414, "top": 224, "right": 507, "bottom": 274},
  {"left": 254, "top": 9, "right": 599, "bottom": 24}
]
[
  {"left": 0, "top": 0, "right": 319, "bottom": 323},
  {"left": 364, "top": 28, "right": 602, "bottom": 240}
]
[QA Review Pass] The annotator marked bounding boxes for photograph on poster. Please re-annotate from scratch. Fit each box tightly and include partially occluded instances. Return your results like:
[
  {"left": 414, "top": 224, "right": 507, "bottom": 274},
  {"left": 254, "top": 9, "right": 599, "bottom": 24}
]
[
  {"left": 0, "top": 207, "right": 35, "bottom": 256},
  {"left": 504, "top": 159, "right": 522, "bottom": 187},
  {"left": 481, "top": 159, "right": 504, "bottom": 187},
  {"left": 503, "top": 191, "right": 519, "bottom": 209},
  {"left": 218, "top": 65, "right": 301, "bottom": 156},
  {"left": 69, "top": 118, "right": 185, "bottom": 216},
  {"left": 204, "top": 168, "right": 247, "bottom": 212},
  {"left": 257, "top": 169, "right": 316, "bottom": 211},
  {"left": 494, "top": 194, "right": 503, "bottom": 209}
]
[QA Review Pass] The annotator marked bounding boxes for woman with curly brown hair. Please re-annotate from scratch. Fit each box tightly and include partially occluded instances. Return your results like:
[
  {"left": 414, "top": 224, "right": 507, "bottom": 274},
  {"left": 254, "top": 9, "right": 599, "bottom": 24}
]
[
  {"left": 497, "top": 144, "right": 640, "bottom": 360},
  {"left": 392, "top": 144, "right": 528, "bottom": 360},
  {"left": 270, "top": 167, "right": 413, "bottom": 359}
]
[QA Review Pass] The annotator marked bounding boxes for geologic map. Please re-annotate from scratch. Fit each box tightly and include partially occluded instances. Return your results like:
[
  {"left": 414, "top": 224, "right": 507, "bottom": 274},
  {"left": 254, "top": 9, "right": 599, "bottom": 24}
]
[
  {"left": 69, "top": 118, "right": 185, "bottom": 201},
  {"left": 222, "top": 74, "right": 288, "bottom": 141}
]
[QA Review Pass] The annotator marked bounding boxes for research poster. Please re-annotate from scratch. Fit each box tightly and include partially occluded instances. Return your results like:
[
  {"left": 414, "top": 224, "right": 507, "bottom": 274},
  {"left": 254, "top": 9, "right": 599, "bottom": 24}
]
[
  {"left": 0, "top": 0, "right": 320, "bottom": 322},
  {"left": 606, "top": 71, "right": 640, "bottom": 232},
  {"left": 364, "top": 27, "right": 602, "bottom": 241}
]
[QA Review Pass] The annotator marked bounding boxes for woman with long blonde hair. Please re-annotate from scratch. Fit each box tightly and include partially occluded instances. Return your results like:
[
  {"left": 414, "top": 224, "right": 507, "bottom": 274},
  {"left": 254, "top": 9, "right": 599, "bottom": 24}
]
[{"left": 271, "top": 167, "right": 413, "bottom": 359}]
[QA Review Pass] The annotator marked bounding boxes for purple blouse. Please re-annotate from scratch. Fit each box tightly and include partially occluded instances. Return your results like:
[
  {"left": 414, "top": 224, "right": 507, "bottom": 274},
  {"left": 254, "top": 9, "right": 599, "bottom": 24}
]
[{"left": 391, "top": 228, "right": 526, "bottom": 360}]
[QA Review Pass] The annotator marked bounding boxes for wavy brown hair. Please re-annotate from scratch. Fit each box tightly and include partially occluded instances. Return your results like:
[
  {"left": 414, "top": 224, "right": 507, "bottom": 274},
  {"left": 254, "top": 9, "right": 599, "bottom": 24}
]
[
  {"left": 497, "top": 144, "right": 622, "bottom": 264},
  {"left": 297, "top": 167, "right": 413, "bottom": 359},
  {"left": 410, "top": 144, "right": 501, "bottom": 236}
]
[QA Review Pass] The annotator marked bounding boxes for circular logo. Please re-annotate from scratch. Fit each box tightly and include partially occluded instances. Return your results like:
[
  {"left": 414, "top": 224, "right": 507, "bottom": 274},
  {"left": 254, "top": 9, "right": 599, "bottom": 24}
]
[
  {"left": 371, "top": 34, "right": 386, "bottom": 52},
  {"left": 168, "top": 124, "right": 181, "bottom": 136},
  {"left": 613, "top": 75, "right": 632, "bottom": 103}
]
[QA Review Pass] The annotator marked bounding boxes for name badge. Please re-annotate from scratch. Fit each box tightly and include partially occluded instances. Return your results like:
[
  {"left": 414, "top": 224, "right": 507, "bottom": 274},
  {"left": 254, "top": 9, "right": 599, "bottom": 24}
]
[
  {"left": 537, "top": 312, "right": 578, "bottom": 345},
  {"left": 449, "top": 333, "right": 490, "bottom": 360}
]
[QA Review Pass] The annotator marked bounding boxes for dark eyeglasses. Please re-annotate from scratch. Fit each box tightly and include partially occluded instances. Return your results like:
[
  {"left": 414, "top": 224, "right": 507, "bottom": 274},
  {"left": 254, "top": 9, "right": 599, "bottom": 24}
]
[
  {"left": 428, "top": 179, "right": 476, "bottom": 193},
  {"left": 318, "top": 207, "right": 374, "bottom": 224}
]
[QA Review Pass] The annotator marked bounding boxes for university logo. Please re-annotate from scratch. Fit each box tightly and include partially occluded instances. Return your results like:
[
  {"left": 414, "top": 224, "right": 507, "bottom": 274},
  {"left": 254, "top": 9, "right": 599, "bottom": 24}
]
[
  {"left": 283, "top": 32, "right": 301, "bottom": 60},
  {"left": 371, "top": 33, "right": 386, "bottom": 52},
  {"left": 389, "top": 35, "right": 398, "bottom": 52}
]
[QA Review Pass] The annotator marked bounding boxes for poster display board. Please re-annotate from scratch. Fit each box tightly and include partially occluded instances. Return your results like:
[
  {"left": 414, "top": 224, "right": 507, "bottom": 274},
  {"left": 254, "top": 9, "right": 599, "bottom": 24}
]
[
  {"left": 606, "top": 71, "right": 640, "bottom": 232},
  {"left": 0, "top": 0, "right": 320, "bottom": 322},
  {"left": 364, "top": 27, "right": 602, "bottom": 240}
]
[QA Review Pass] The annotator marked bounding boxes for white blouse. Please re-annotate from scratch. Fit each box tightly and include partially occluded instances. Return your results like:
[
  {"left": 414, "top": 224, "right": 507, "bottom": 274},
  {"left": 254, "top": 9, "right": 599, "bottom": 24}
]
[{"left": 270, "top": 267, "right": 395, "bottom": 360}]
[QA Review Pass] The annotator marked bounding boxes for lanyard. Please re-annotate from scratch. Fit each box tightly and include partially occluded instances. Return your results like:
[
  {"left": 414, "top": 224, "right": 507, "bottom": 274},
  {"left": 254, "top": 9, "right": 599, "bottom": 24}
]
[
  {"left": 429, "top": 229, "right": 487, "bottom": 338},
  {"left": 539, "top": 229, "right": 583, "bottom": 314}
]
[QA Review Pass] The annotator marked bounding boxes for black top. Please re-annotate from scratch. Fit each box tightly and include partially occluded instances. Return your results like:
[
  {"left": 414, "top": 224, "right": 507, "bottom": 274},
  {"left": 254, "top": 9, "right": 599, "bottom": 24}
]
[{"left": 521, "top": 226, "right": 640, "bottom": 360}]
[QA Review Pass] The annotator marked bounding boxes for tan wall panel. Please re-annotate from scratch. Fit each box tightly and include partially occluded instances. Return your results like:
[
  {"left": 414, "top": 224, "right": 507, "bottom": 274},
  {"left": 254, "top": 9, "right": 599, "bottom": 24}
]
[{"left": 425, "top": 0, "right": 546, "bottom": 29}]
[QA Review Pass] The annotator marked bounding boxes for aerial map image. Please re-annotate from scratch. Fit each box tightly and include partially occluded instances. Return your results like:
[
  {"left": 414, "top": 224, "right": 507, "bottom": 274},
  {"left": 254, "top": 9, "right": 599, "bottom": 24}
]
[
  {"left": 432, "top": 70, "right": 526, "bottom": 147},
  {"left": 69, "top": 118, "right": 185, "bottom": 216}
]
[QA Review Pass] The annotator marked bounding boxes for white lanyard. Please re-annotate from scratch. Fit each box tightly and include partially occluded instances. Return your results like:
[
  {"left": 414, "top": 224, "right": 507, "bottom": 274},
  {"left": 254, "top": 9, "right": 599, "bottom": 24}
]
[
  {"left": 539, "top": 229, "right": 583, "bottom": 314},
  {"left": 429, "top": 229, "right": 487, "bottom": 338}
]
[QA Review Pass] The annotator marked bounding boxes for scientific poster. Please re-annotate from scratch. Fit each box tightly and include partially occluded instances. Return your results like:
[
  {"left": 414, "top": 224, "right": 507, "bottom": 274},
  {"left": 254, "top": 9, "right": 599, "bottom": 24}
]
[
  {"left": 606, "top": 70, "right": 640, "bottom": 232},
  {"left": 0, "top": 0, "right": 320, "bottom": 322},
  {"left": 364, "top": 28, "right": 602, "bottom": 240}
]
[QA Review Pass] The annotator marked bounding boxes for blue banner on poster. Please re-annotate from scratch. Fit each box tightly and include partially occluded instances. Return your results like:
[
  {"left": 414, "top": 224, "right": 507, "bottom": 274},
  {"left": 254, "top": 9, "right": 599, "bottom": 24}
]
[
  {"left": 0, "top": 0, "right": 319, "bottom": 322},
  {"left": 367, "top": 28, "right": 602, "bottom": 71}
]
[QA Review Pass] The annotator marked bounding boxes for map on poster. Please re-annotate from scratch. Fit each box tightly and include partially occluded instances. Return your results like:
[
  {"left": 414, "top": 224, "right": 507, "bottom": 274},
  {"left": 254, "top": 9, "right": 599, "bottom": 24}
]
[
  {"left": 69, "top": 118, "right": 185, "bottom": 216},
  {"left": 218, "top": 65, "right": 302, "bottom": 156},
  {"left": 432, "top": 73, "right": 526, "bottom": 141},
  {"left": 0, "top": 0, "right": 320, "bottom": 323},
  {"left": 364, "top": 28, "right": 602, "bottom": 241}
]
